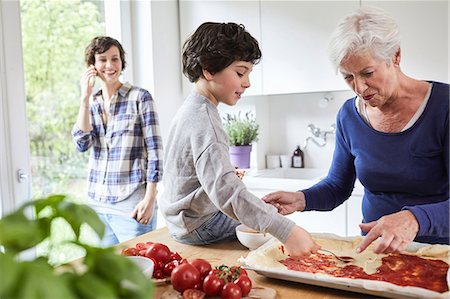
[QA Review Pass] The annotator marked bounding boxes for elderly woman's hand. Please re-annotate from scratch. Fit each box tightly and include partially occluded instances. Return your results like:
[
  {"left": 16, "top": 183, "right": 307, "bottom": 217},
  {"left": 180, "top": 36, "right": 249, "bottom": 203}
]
[
  {"left": 262, "top": 191, "right": 306, "bottom": 215},
  {"left": 356, "top": 210, "right": 419, "bottom": 254}
]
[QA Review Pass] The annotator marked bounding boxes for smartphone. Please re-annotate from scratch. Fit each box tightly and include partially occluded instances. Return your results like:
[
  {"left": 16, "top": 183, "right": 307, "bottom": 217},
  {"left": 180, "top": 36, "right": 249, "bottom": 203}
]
[
  {"left": 89, "top": 66, "right": 97, "bottom": 87},
  {"left": 89, "top": 75, "right": 96, "bottom": 87}
]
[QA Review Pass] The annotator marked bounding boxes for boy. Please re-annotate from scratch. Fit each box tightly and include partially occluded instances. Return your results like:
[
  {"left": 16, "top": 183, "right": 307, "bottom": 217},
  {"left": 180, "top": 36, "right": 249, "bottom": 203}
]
[{"left": 159, "top": 22, "right": 318, "bottom": 256}]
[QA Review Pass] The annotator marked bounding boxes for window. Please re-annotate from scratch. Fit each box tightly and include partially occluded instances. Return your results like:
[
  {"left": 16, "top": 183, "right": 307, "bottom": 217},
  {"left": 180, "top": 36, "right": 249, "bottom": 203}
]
[{"left": 20, "top": 0, "right": 105, "bottom": 264}]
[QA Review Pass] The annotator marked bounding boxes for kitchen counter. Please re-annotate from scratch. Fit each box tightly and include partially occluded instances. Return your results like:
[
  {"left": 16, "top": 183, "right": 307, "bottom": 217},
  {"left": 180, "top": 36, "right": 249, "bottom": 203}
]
[{"left": 118, "top": 227, "right": 376, "bottom": 298}]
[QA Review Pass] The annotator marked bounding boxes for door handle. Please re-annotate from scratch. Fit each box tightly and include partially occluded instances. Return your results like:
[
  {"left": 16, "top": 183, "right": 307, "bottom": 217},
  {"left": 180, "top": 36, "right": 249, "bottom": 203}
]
[{"left": 17, "top": 169, "right": 28, "bottom": 183}]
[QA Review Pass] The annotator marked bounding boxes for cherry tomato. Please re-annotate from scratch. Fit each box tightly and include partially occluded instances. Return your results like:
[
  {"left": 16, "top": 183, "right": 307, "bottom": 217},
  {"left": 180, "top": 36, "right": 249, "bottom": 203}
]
[
  {"left": 182, "top": 289, "right": 205, "bottom": 299},
  {"left": 135, "top": 242, "right": 150, "bottom": 251},
  {"left": 138, "top": 249, "right": 147, "bottom": 256},
  {"left": 163, "top": 260, "right": 179, "bottom": 277},
  {"left": 170, "top": 251, "right": 183, "bottom": 261},
  {"left": 145, "top": 243, "right": 171, "bottom": 264},
  {"left": 121, "top": 247, "right": 138, "bottom": 256},
  {"left": 231, "top": 266, "right": 247, "bottom": 278},
  {"left": 208, "top": 269, "right": 221, "bottom": 276},
  {"left": 203, "top": 274, "right": 224, "bottom": 297},
  {"left": 171, "top": 263, "right": 201, "bottom": 293},
  {"left": 234, "top": 275, "right": 252, "bottom": 297},
  {"left": 221, "top": 283, "right": 242, "bottom": 299},
  {"left": 190, "top": 259, "right": 212, "bottom": 279},
  {"left": 153, "top": 269, "right": 165, "bottom": 279},
  {"left": 156, "top": 261, "right": 165, "bottom": 271}
]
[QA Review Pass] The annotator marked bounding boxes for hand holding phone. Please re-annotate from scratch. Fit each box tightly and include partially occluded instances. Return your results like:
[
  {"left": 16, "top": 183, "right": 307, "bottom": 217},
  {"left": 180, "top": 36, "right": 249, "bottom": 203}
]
[
  {"left": 88, "top": 65, "right": 97, "bottom": 87},
  {"left": 89, "top": 75, "right": 96, "bottom": 87}
]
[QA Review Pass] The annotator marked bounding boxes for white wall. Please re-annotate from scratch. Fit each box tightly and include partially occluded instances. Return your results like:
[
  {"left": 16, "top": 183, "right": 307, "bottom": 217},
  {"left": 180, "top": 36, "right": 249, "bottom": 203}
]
[
  {"left": 220, "top": 89, "right": 355, "bottom": 170},
  {"left": 124, "top": 1, "right": 184, "bottom": 144}
]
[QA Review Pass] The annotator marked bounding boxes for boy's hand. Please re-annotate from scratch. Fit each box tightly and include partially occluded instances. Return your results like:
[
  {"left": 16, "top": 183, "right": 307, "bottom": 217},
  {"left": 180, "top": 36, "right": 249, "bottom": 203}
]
[{"left": 284, "top": 225, "right": 320, "bottom": 257}]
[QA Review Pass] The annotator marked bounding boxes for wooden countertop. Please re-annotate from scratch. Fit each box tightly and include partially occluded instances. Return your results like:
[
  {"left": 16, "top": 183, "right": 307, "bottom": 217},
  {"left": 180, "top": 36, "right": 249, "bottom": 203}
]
[{"left": 118, "top": 227, "right": 378, "bottom": 299}]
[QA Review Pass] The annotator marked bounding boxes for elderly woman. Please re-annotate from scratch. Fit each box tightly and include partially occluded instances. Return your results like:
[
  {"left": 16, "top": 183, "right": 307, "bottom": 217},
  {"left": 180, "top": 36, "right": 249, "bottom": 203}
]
[{"left": 263, "top": 6, "right": 449, "bottom": 254}]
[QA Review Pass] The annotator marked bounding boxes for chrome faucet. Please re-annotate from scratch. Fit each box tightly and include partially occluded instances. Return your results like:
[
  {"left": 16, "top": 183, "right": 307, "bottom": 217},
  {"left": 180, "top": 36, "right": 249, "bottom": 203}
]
[{"left": 302, "top": 123, "right": 336, "bottom": 149}]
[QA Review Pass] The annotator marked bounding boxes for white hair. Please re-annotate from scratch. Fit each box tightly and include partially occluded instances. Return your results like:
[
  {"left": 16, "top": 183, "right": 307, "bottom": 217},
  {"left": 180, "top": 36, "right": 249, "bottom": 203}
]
[{"left": 328, "top": 6, "right": 401, "bottom": 71}]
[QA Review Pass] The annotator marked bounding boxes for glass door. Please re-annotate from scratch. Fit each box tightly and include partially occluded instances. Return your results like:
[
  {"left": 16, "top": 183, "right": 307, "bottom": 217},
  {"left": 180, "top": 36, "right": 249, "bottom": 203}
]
[{"left": 19, "top": 0, "right": 106, "bottom": 264}]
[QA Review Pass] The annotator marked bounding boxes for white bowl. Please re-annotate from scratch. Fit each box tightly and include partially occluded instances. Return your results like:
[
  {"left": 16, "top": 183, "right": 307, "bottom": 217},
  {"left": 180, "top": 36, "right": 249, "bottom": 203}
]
[
  {"left": 236, "top": 224, "right": 273, "bottom": 250},
  {"left": 126, "top": 256, "right": 154, "bottom": 278}
]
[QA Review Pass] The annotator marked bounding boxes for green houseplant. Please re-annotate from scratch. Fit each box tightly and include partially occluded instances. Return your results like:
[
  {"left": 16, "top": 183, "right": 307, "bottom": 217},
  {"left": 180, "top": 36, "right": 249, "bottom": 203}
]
[
  {"left": 0, "top": 195, "right": 153, "bottom": 299},
  {"left": 223, "top": 111, "right": 259, "bottom": 169}
]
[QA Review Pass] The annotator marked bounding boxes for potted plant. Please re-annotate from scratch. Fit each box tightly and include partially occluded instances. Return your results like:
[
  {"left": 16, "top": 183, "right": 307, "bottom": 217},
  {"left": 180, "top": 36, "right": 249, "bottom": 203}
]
[
  {"left": 223, "top": 111, "right": 259, "bottom": 169},
  {"left": 0, "top": 195, "right": 153, "bottom": 299}
]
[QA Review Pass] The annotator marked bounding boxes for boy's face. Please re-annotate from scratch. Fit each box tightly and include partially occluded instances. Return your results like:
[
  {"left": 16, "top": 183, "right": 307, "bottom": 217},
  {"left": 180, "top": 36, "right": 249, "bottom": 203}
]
[{"left": 203, "top": 61, "right": 254, "bottom": 106}]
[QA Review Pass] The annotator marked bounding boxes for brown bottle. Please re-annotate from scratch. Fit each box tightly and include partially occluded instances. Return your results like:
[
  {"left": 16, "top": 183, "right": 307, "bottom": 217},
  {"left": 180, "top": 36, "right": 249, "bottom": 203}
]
[{"left": 292, "top": 145, "right": 304, "bottom": 168}]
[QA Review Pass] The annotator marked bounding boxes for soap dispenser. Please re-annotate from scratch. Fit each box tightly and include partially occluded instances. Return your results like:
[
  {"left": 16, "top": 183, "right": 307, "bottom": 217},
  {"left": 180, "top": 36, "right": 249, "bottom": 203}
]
[{"left": 292, "top": 145, "right": 304, "bottom": 168}]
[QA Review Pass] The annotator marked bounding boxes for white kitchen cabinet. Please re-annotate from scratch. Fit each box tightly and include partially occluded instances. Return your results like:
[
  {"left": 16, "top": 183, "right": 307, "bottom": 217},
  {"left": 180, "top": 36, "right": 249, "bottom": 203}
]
[
  {"left": 178, "top": 1, "right": 447, "bottom": 96},
  {"left": 362, "top": 1, "right": 448, "bottom": 83},
  {"left": 244, "top": 173, "right": 365, "bottom": 237},
  {"left": 244, "top": 175, "right": 348, "bottom": 236},
  {"left": 259, "top": 1, "right": 358, "bottom": 94},
  {"left": 178, "top": 1, "right": 263, "bottom": 96}
]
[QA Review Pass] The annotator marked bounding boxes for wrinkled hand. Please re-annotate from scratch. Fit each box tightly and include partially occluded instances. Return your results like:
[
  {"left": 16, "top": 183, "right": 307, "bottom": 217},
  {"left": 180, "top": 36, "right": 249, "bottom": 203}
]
[
  {"left": 284, "top": 225, "right": 320, "bottom": 257},
  {"left": 262, "top": 191, "right": 305, "bottom": 215},
  {"left": 357, "top": 210, "right": 419, "bottom": 254},
  {"left": 131, "top": 198, "right": 155, "bottom": 225},
  {"left": 80, "top": 65, "right": 97, "bottom": 100}
]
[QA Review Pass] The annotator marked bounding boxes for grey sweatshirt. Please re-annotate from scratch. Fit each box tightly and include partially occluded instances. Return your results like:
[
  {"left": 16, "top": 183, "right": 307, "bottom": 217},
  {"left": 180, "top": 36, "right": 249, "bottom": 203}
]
[{"left": 159, "top": 91, "right": 295, "bottom": 242}]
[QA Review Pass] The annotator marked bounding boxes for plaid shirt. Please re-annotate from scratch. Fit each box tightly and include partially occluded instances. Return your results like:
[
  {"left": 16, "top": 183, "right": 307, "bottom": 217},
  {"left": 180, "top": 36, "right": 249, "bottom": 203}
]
[{"left": 72, "top": 82, "right": 163, "bottom": 203}]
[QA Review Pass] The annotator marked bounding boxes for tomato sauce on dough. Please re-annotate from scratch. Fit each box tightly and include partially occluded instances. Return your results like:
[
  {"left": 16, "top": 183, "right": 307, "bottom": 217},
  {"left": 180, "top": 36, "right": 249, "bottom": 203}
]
[{"left": 280, "top": 253, "right": 449, "bottom": 293}]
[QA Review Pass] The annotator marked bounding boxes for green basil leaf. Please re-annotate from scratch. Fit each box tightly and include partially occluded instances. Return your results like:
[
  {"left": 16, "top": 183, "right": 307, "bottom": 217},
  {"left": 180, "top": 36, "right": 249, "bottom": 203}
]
[
  {"left": 0, "top": 212, "right": 47, "bottom": 253},
  {"left": 16, "top": 259, "right": 76, "bottom": 299},
  {"left": 0, "top": 253, "right": 22, "bottom": 298},
  {"left": 73, "top": 272, "right": 116, "bottom": 299},
  {"left": 57, "top": 201, "right": 104, "bottom": 238}
]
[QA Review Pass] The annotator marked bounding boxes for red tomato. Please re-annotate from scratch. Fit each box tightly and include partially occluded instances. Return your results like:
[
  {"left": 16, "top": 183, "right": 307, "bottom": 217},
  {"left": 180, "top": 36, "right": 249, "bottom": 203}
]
[
  {"left": 208, "top": 269, "right": 221, "bottom": 276},
  {"left": 135, "top": 242, "right": 149, "bottom": 251},
  {"left": 221, "top": 283, "right": 242, "bottom": 299},
  {"left": 182, "top": 289, "right": 205, "bottom": 299},
  {"left": 170, "top": 251, "right": 183, "bottom": 261},
  {"left": 163, "top": 260, "right": 179, "bottom": 277},
  {"left": 153, "top": 269, "right": 165, "bottom": 279},
  {"left": 234, "top": 276, "right": 252, "bottom": 297},
  {"left": 156, "top": 261, "right": 165, "bottom": 271},
  {"left": 171, "top": 263, "right": 201, "bottom": 293},
  {"left": 203, "top": 274, "right": 224, "bottom": 297},
  {"left": 138, "top": 249, "right": 147, "bottom": 256},
  {"left": 231, "top": 266, "right": 247, "bottom": 277},
  {"left": 121, "top": 247, "right": 138, "bottom": 256},
  {"left": 190, "top": 259, "right": 212, "bottom": 279},
  {"left": 145, "top": 243, "right": 171, "bottom": 264}
]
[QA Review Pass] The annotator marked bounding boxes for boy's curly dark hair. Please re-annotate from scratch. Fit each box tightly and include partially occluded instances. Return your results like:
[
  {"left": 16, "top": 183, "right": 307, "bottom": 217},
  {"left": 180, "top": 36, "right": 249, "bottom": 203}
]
[
  {"left": 85, "top": 36, "right": 127, "bottom": 70},
  {"left": 182, "top": 22, "right": 262, "bottom": 83}
]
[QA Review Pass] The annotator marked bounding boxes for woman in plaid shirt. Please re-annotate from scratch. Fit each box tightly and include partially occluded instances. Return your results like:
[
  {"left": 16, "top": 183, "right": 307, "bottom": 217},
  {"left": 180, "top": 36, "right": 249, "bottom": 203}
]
[{"left": 72, "top": 36, "right": 163, "bottom": 247}]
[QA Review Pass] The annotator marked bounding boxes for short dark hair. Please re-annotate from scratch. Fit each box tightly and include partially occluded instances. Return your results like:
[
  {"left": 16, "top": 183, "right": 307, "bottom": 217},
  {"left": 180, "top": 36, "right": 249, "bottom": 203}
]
[
  {"left": 85, "top": 36, "right": 127, "bottom": 70},
  {"left": 182, "top": 22, "right": 262, "bottom": 83}
]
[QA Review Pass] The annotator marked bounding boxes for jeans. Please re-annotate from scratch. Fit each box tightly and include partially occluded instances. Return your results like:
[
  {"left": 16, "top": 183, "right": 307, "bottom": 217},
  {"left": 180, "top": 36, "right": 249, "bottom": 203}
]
[
  {"left": 98, "top": 212, "right": 157, "bottom": 247},
  {"left": 173, "top": 211, "right": 240, "bottom": 245}
]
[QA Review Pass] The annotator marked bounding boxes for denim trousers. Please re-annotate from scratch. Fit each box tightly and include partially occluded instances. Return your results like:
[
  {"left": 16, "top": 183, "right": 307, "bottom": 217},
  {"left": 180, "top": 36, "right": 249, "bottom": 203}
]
[
  {"left": 98, "top": 211, "right": 157, "bottom": 247},
  {"left": 173, "top": 211, "right": 240, "bottom": 245}
]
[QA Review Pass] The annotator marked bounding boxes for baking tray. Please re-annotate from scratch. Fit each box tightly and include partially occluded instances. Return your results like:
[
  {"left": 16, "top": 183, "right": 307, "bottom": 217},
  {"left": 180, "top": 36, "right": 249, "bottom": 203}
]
[{"left": 242, "top": 234, "right": 450, "bottom": 299}]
